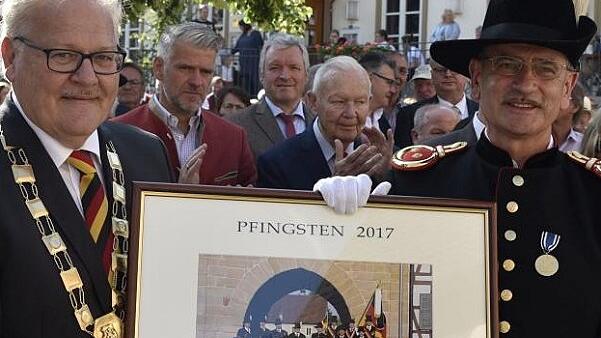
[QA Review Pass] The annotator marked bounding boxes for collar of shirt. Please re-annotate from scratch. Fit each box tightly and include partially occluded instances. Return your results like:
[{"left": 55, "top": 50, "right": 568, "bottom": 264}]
[
  {"left": 313, "top": 118, "right": 354, "bottom": 174},
  {"left": 12, "top": 92, "right": 101, "bottom": 169},
  {"left": 152, "top": 94, "right": 202, "bottom": 135},
  {"left": 265, "top": 96, "right": 305, "bottom": 119},
  {"left": 438, "top": 94, "right": 468, "bottom": 120},
  {"left": 364, "top": 108, "right": 384, "bottom": 129},
  {"left": 472, "top": 111, "right": 486, "bottom": 140},
  {"left": 558, "top": 128, "right": 583, "bottom": 153}
]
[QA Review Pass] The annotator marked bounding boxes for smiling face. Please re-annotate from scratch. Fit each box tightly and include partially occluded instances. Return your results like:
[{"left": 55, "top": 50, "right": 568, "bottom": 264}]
[
  {"left": 470, "top": 43, "right": 577, "bottom": 143},
  {"left": 310, "top": 69, "right": 370, "bottom": 145},
  {"left": 261, "top": 45, "right": 307, "bottom": 110},
  {"left": 2, "top": 0, "right": 120, "bottom": 148},
  {"left": 153, "top": 41, "right": 216, "bottom": 118}
]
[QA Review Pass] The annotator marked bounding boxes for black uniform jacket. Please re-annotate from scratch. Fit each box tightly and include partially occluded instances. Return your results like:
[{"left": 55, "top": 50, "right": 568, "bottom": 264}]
[
  {"left": 389, "top": 136, "right": 601, "bottom": 337},
  {"left": 0, "top": 98, "right": 173, "bottom": 337}
]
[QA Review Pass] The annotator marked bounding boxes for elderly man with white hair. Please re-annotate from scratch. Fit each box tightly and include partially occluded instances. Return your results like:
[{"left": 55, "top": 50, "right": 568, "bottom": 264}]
[
  {"left": 257, "top": 56, "right": 392, "bottom": 190},
  {"left": 411, "top": 104, "right": 460, "bottom": 144}
]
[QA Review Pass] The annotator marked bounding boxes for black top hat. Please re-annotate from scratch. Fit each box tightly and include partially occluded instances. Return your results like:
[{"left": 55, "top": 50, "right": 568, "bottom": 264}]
[
  {"left": 293, "top": 323, "right": 302, "bottom": 329},
  {"left": 430, "top": 0, "right": 597, "bottom": 77}
]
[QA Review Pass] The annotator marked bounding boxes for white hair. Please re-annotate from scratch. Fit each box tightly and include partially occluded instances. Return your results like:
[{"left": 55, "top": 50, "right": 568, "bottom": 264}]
[
  {"left": 312, "top": 55, "right": 371, "bottom": 98},
  {"left": 259, "top": 33, "right": 310, "bottom": 77},
  {"left": 157, "top": 22, "right": 224, "bottom": 62},
  {"left": 413, "top": 104, "right": 459, "bottom": 130},
  {"left": 1, "top": 0, "right": 122, "bottom": 41}
]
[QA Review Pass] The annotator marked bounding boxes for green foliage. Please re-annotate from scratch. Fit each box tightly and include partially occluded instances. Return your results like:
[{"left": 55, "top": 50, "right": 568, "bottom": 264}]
[
  {"left": 209, "top": 0, "right": 312, "bottom": 36},
  {"left": 124, "top": 0, "right": 313, "bottom": 37}
]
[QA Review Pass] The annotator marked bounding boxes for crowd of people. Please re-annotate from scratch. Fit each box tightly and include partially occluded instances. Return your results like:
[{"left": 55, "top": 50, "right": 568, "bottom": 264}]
[
  {"left": 236, "top": 317, "right": 383, "bottom": 338},
  {"left": 1, "top": 0, "right": 601, "bottom": 337}
]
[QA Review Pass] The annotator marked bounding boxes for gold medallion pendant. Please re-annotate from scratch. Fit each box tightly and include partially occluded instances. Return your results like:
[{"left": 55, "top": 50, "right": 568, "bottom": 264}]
[
  {"left": 534, "top": 254, "right": 559, "bottom": 277},
  {"left": 93, "top": 312, "right": 123, "bottom": 338}
]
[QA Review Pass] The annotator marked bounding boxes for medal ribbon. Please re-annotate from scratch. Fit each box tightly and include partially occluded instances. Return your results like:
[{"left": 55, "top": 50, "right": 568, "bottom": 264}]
[{"left": 540, "top": 231, "right": 560, "bottom": 253}]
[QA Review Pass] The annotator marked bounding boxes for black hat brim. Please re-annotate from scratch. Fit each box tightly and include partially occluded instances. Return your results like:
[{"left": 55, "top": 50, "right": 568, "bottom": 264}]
[{"left": 430, "top": 16, "right": 597, "bottom": 78}]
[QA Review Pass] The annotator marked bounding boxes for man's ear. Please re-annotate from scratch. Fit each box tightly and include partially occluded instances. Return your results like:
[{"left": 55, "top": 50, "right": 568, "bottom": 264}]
[
  {"left": 468, "top": 59, "right": 482, "bottom": 102},
  {"left": 559, "top": 71, "right": 579, "bottom": 111},
  {"left": 307, "top": 91, "right": 318, "bottom": 111},
  {"left": 410, "top": 129, "right": 418, "bottom": 144},
  {"left": 153, "top": 57, "right": 165, "bottom": 81},
  {"left": 2, "top": 38, "right": 17, "bottom": 82}
]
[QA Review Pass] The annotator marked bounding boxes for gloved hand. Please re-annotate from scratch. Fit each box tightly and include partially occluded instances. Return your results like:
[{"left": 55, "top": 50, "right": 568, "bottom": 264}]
[{"left": 313, "top": 174, "right": 392, "bottom": 214}]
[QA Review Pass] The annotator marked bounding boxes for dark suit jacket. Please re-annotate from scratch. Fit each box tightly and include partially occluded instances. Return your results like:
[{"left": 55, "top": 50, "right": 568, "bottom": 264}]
[
  {"left": 0, "top": 98, "right": 172, "bottom": 337},
  {"left": 112, "top": 103, "right": 257, "bottom": 186},
  {"left": 394, "top": 95, "right": 479, "bottom": 148},
  {"left": 257, "top": 126, "right": 330, "bottom": 190},
  {"left": 227, "top": 98, "right": 315, "bottom": 160},
  {"left": 389, "top": 136, "right": 601, "bottom": 337}
]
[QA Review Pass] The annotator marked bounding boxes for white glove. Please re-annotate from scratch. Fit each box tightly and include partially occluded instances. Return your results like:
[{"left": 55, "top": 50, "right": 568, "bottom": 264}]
[{"left": 313, "top": 174, "right": 392, "bottom": 214}]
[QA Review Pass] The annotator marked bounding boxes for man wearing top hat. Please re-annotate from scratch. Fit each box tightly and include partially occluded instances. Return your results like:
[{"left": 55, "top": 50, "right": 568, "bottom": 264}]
[
  {"left": 314, "top": 0, "right": 601, "bottom": 337},
  {"left": 236, "top": 316, "right": 252, "bottom": 338},
  {"left": 287, "top": 323, "right": 306, "bottom": 338},
  {"left": 270, "top": 319, "right": 288, "bottom": 338}
]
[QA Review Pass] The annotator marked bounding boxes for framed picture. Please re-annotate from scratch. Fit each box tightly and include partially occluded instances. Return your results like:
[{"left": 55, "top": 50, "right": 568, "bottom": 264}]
[{"left": 126, "top": 183, "right": 497, "bottom": 338}]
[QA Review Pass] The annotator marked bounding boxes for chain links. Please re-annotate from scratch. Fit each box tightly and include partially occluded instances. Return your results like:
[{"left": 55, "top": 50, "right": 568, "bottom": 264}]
[{"left": 1, "top": 123, "right": 128, "bottom": 336}]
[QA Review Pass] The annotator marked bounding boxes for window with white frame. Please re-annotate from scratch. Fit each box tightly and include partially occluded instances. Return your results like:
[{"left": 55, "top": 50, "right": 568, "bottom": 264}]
[{"left": 385, "top": 0, "right": 422, "bottom": 50}]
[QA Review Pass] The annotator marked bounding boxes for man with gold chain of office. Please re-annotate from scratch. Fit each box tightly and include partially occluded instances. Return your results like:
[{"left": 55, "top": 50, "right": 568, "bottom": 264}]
[{"left": 0, "top": 0, "right": 175, "bottom": 337}]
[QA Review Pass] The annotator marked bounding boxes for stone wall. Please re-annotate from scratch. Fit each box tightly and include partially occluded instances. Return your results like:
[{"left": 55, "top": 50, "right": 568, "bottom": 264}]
[{"left": 196, "top": 255, "right": 403, "bottom": 338}]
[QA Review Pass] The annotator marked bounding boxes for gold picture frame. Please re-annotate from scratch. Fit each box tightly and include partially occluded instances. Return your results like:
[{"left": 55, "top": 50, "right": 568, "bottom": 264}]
[{"left": 127, "top": 183, "right": 497, "bottom": 338}]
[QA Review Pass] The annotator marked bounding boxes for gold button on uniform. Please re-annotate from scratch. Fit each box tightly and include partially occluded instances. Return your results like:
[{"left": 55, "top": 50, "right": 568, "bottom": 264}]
[
  {"left": 512, "top": 175, "right": 524, "bottom": 186},
  {"left": 500, "top": 321, "right": 511, "bottom": 333},
  {"left": 503, "top": 259, "right": 515, "bottom": 271},
  {"left": 500, "top": 289, "right": 513, "bottom": 301},
  {"left": 506, "top": 201, "right": 519, "bottom": 213},
  {"left": 504, "top": 230, "right": 517, "bottom": 241}
]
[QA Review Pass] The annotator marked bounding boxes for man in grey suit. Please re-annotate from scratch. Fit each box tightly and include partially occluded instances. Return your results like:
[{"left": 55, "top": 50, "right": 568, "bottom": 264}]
[{"left": 228, "top": 33, "right": 315, "bottom": 160}]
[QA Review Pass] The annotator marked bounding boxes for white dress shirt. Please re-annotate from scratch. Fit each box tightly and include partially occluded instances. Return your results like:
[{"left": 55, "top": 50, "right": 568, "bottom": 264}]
[
  {"left": 13, "top": 92, "right": 102, "bottom": 215},
  {"left": 439, "top": 95, "right": 469, "bottom": 120},
  {"left": 558, "top": 129, "right": 583, "bottom": 153},
  {"left": 151, "top": 94, "right": 202, "bottom": 166}
]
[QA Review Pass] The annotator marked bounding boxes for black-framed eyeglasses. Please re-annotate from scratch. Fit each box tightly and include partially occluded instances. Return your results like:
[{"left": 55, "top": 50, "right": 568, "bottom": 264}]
[
  {"left": 14, "top": 36, "right": 126, "bottom": 75},
  {"left": 481, "top": 55, "right": 575, "bottom": 80},
  {"left": 371, "top": 72, "right": 401, "bottom": 87}
]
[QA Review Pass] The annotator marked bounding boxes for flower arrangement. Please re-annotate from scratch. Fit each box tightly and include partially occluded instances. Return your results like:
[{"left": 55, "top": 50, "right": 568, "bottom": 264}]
[{"left": 314, "top": 41, "right": 393, "bottom": 60}]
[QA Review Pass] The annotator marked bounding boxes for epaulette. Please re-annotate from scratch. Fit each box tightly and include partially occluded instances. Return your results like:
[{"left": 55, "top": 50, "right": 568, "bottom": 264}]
[
  {"left": 566, "top": 151, "right": 601, "bottom": 178},
  {"left": 391, "top": 141, "right": 468, "bottom": 171}
]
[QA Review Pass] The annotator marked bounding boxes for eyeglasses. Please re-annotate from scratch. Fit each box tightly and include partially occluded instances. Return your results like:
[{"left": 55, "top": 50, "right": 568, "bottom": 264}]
[
  {"left": 371, "top": 72, "right": 401, "bottom": 87},
  {"left": 481, "top": 55, "right": 575, "bottom": 80},
  {"left": 14, "top": 36, "right": 126, "bottom": 75}
]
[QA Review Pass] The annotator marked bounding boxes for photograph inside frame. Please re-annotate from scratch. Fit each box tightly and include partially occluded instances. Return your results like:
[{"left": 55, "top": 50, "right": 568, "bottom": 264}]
[{"left": 196, "top": 254, "right": 433, "bottom": 338}]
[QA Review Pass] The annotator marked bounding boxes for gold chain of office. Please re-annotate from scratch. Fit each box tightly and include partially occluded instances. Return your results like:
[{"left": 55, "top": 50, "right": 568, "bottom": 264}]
[{"left": 0, "top": 122, "right": 128, "bottom": 338}]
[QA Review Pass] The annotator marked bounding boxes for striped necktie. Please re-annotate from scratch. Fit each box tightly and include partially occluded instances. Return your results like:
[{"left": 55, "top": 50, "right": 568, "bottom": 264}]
[{"left": 67, "top": 150, "right": 108, "bottom": 243}]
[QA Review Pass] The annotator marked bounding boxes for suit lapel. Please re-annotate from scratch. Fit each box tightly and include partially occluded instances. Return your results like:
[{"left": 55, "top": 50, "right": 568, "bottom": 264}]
[
  {"left": 299, "top": 127, "right": 332, "bottom": 179},
  {"left": 1, "top": 101, "right": 111, "bottom": 312},
  {"left": 254, "top": 99, "right": 285, "bottom": 144}
]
